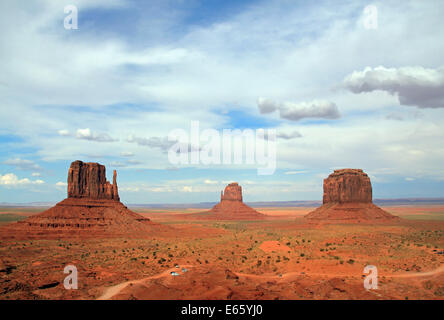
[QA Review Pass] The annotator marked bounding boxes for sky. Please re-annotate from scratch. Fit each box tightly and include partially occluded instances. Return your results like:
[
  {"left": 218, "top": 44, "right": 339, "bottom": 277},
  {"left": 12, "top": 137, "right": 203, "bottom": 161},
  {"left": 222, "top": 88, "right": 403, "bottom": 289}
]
[{"left": 1, "top": 0, "right": 444, "bottom": 204}]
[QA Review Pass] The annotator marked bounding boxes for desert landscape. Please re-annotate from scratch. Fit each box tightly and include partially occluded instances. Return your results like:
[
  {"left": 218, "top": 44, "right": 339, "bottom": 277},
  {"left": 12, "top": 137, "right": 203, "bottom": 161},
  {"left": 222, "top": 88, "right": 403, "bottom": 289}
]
[
  {"left": 1, "top": 1, "right": 444, "bottom": 306},
  {"left": 0, "top": 162, "right": 442, "bottom": 300}
]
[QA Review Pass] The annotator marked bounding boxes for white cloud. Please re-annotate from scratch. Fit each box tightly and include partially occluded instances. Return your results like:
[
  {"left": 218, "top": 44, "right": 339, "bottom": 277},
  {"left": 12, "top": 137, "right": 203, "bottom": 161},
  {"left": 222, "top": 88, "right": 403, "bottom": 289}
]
[
  {"left": 284, "top": 170, "right": 308, "bottom": 175},
  {"left": 75, "top": 128, "right": 117, "bottom": 142},
  {"left": 343, "top": 66, "right": 444, "bottom": 108},
  {"left": 2, "top": 158, "right": 42, "bottom": 171},
  {"left": 127, "top": 135, "right": 175, "bottom": 152},
  {"left": 260, "top": 130, "right": 302, "bottom": 141},
  {"left": 58, "top": 129, "right": 71, "bottom": 136},
  {"left": 109, "top": 161, "right": 127, "bottom": 167},
  {"left": 0, "top": 173, "right": 45, "bottom": 187},
  {"left": 275, "top": 117, "right": 444, "bottom": 182},
  {"left": 182, "top": 186, "right": 193, "bottom": 192},
  {"left": 279, "top": 101, "right": 340, "bottom": 121},
  {"left": 126, "top": 159, "right": 142, "bottom": 165},
  {"left": 204, "top": 179, "right": 219, "bottom": 185},
  {"left": 119, "top": 186, "right": 140, "bottom": 192},
  {"left": 127, "top": 134, "right": 201, "bottom": 154},
  {"left": 1, "top": 0, "right": 444, "bottom": 202},
  {"left": 120, "top": 151, "right": 134, "bottom": 157},
  {"left": 258, "top": 98, "right": 340, "bottom": 121},
  {"left": 257, "top": 97, "right": 278, "bottom": 114},
  {"left": 55, "top": 181, "right": 67, "bottom": 191},
  {"left": 277, "top": 131, "right": 303, "bottom": 140}
]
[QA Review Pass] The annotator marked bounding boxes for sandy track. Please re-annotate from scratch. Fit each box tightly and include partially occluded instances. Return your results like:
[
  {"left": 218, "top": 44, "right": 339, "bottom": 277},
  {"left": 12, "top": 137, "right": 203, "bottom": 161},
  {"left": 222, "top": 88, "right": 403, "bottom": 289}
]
[
  {"left": 97, "top": 265, "right": 193, "bottom": 300},
  {"left": 236, "top": 265, "right": 444, "bottom": 282},
  {"left": 97, "top": 264, "right": 443, "bottom": 300},
  {"left": 390, "top": 264, "right": 444, "bottom": 278}
]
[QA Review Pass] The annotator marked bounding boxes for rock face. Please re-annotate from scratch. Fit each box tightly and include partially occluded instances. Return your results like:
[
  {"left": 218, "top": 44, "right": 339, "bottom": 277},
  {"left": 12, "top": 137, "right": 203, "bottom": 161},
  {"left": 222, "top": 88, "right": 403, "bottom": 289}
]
[
  {"left": 0, "top": 161, "right": 163, "bottom": 239},
  {"left": 322, "top": 169, "right": 372, "bottom": 204},
  {"left": 67, "top": 160, "right": 119, "bottom": 201},
  {"left": 305, "top": 169, "right": 399, "bottom": 223},
  {"left": 201, "top": 183, "right": 264, "bottom": 220},
  {"left": 221, "top": 183, "right": 243, "bottom": 202}
]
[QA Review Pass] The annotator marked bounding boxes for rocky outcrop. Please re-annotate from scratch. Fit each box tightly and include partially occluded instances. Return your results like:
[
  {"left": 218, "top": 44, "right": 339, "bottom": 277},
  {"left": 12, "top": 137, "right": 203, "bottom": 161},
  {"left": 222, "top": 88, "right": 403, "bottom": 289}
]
[
  {"left": 67, "top": 160, "right": 119, "bottom": 201},
  {"left": 323, "top": 169, "right": 371, "bottom": 204},
  {"left": 200, "top": 182, "right": 264, "bottom": 220},
  {"left": 0, "top": 161, "right": 164, "bottom": 239},
  {"left": 306, "top": 169, "right": 399, "bottom": 223},
  {"left": 221, "top": 183, "right": 243, "bottom": 202},
  {"left": 113, "top": 170, "right": 119, "bottom": 200}
]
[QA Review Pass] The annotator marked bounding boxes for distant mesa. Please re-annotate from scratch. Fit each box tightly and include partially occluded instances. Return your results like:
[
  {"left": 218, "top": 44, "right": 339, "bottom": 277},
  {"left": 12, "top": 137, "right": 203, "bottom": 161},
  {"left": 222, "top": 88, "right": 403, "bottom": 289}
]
[
  {"left": 1, "top": 160, "right": 162, "bottom": 239},
  {"left": 220, "top": 182, "right": 243, "bottom": 202},
  {"left": 305, "top": 169, "right": 399, "bottom": 223},
  {"left": 199, "top": 182, "right": 265, "bottom": 220}
]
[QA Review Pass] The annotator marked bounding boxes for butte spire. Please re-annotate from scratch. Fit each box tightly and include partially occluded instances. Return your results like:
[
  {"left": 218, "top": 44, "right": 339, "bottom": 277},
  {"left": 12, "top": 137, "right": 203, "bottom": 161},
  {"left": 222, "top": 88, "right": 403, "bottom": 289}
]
[
  {"left": 1, "top": 160, "right": 161, "bottom": 239},
  {"left": 201, "top": 182, "right": 265, "bottom": 220}
]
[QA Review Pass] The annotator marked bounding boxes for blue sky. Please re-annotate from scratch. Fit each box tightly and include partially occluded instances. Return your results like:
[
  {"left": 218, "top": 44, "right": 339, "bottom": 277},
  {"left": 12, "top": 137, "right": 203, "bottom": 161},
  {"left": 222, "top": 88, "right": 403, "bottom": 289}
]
[{"left": 1, "top": 0, "right": 444, "bottom": 203}]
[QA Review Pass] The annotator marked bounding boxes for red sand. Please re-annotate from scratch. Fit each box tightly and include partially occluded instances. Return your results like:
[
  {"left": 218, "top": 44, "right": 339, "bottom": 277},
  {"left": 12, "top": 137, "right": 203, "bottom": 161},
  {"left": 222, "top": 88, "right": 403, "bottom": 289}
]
[{"left": 0, "top": 205, "right": 443, "bottom": 300}]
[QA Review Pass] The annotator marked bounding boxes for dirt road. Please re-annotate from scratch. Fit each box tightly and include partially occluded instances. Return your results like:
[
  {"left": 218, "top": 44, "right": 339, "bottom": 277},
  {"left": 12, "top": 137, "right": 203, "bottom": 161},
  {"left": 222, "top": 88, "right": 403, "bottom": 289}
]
[
  {"left": 97, "top": 265, "right": 193, "bottom": 300},
  {"left": 97, "top": 264, "right": 443, "bottom": 300}
]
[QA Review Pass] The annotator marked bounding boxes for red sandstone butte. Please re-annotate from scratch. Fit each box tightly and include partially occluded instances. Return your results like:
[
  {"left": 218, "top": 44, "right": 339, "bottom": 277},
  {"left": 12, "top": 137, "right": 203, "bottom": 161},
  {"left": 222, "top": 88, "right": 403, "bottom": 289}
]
[
  {"left": 199, "top": 183, "right": 264, "bottom": 220},
  {"left": 305, "top": 169, "right": 399, "bottom": 223},
  {"left": 0, "top": 161, "right": 160, "bottom": 239},
  {"left": 68, "top": 160, "right": 120, "bottom": 201}
]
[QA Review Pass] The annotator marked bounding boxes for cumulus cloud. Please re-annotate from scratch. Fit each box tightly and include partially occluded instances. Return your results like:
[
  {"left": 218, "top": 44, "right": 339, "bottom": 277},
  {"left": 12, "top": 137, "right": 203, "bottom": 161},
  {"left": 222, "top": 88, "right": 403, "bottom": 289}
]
[
  {"left": 75, "top": 128, "right": 117, "bottom": 142},
  {"left": 257, "top": 98, "right": 278, "bottom": 114},
  {"left": 284, "top": 170, "right": 308, "bottom": 175},
  {"left": 126, "top": 159, "right": 142, "bottom": 165},
  {"left": 55, "top": 181, "right": 67, "bottom": 190},
  {"left": 119, "top": 184, "right": 179, "bottom": 193},
  {"left": 119, "top": 186, "right": 141, "bottom": 192},
  {"left": 0, "top": 173, "right": 44, "bottom": 187},
  {"left": 109, "top": 161, "right": 127, "bottom": 167},
  {"left": 182, "top": 186, "right": 193, "bottom": 192},
  {"left": 343, "top": 66, "right": 444, "bottom": 108},
  {"left": 1, "top": 1, "right": 444, "bottom": 201},
  {"left": 279, "top": 101, "right": 341, "bottom": 121},
  {"left": 204, "top": 179, "right": 219, "bottom": 184},
  {"left": 127, "top": 135, "right": 201, "bottom": 154},
  {"left": 58, "top": 129, "right": 71, "bottom": 136},
  {"left": 58, "top": 128, "right": 117, "bottom": 142},
  {"left": 3, "top": 158, "right": 42, "bottom": 171},
  {"left": 277, "top": 131, "right": 303, "bottom": 140},
  {"left": 260, "top": 130, "right": 302, "bottom": 141},
  {"left": 120, "top": 151, "right": 134, "bottom": 157},
  {"left": 257, "top": 98, "right": 340, "bottom": 121},
  {"left": 127, "top": 135, "right": 175, "bottom": 152}
]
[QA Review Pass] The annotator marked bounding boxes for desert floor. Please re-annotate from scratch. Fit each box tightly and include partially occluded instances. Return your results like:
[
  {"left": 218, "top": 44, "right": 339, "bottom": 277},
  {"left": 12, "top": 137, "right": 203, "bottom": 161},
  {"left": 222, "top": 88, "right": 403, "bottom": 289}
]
[{"left": 0, "top": 205, "right": 443, "bottom": 300}]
